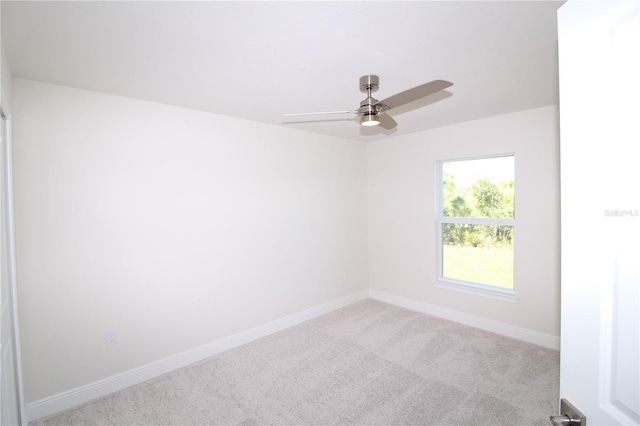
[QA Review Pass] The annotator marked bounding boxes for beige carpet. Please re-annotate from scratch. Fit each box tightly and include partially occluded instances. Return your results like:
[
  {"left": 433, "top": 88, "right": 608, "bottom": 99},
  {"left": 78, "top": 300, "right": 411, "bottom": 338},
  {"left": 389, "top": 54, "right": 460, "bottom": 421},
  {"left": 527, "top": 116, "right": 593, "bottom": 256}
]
[{"left": 31, "top": 299, "right": 559, "bottom": 425}]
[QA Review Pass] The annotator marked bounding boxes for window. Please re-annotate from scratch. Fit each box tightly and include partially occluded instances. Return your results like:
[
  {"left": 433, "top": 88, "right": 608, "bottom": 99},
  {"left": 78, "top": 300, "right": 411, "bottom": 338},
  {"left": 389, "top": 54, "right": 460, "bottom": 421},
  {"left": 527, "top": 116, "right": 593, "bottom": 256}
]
[{"left": 436, "top": 155, "right": 515, "bottom": 300}]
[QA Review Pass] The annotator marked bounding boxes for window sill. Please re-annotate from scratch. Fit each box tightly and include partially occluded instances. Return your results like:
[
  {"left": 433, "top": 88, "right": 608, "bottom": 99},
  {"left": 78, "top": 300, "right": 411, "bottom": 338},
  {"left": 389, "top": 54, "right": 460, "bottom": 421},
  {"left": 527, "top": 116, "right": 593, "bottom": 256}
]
[{"left": 434, "top": 278, "right": 518, "bottom": 303}]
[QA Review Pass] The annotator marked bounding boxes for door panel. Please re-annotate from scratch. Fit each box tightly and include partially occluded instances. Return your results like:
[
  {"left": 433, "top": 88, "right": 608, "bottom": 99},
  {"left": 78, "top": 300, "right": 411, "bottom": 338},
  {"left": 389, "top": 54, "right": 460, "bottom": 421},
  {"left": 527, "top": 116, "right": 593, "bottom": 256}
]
[
  {"left": 1, "top": 108, "right": 22, "bottom": 424},
  {"left": 558, "top": 1, "right": 640, "bottom": 425},
  {"left": 612, "top": 248, "right": 639, "bottom": 419}
]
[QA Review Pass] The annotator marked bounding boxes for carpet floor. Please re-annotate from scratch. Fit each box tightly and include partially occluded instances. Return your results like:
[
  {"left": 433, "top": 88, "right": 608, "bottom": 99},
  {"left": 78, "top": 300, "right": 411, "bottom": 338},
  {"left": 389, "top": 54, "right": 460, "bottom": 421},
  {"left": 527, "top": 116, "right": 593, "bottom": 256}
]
[{"left": 31, "top": 299, "right": 559, "bottom": 425}]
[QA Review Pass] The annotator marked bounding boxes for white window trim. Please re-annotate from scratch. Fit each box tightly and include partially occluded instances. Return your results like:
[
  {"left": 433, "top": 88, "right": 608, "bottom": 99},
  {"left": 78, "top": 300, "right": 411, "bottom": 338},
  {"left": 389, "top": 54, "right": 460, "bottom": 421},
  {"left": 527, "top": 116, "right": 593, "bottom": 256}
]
[{"left": 435, "top": 154, "right": 517, "bottom": 302}]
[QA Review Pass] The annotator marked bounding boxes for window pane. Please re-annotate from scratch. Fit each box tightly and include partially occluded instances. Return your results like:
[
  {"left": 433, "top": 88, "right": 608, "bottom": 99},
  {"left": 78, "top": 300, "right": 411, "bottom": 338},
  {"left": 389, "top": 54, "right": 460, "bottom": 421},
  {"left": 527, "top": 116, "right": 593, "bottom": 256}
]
[
  {"left": 442, "top": 224, "right": 514, "bottom": 289},
  {"left": 442, "top": 156, "right": 514, "bottom": 218}
]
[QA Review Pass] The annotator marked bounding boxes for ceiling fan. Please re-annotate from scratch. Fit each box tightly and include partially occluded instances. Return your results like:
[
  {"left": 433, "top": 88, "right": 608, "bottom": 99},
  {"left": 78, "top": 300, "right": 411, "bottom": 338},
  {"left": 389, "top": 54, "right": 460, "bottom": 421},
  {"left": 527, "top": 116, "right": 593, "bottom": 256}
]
[{"left": 283, "top": 75, "right": 453, "bottom": 129}]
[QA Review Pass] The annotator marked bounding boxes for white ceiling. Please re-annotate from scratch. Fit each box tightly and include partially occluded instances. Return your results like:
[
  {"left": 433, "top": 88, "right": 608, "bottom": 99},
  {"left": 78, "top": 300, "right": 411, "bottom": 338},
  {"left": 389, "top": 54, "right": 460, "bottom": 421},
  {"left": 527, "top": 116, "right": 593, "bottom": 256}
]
[{"left": 1, "top": 1, "right": 565, "bottom": 142}]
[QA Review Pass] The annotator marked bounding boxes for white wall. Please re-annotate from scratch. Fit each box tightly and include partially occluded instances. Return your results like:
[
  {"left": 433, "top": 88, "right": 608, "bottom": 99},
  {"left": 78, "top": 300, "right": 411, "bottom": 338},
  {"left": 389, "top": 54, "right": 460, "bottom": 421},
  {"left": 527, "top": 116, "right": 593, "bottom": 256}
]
[
  {"left": 367, "top": 105, "right": 560, "bottom": 337},
  {"left": 12, "top": 79, "right": 369, "bottom": 403}
]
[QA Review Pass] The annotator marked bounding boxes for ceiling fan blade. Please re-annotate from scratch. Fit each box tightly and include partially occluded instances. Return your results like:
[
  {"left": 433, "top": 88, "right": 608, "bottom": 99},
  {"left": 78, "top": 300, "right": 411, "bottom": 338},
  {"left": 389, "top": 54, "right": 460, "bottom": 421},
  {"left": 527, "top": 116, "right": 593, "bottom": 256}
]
[
  {"left": 378, "top": 114, "right": 398, "bottom": 130},
  {"left": 282, "top": 110, "right": 356, "bottom": 117},
  {"left": 377, "top": 80, "right": 453, "bottom": 110}
]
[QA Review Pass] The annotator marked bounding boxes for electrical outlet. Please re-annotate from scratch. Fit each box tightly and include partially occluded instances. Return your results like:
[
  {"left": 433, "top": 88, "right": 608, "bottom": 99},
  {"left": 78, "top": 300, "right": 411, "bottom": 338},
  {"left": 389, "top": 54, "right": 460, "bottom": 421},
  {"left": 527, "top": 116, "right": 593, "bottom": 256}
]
[{"left": 105, "top": 330, "right": 118, "bottom": 346}]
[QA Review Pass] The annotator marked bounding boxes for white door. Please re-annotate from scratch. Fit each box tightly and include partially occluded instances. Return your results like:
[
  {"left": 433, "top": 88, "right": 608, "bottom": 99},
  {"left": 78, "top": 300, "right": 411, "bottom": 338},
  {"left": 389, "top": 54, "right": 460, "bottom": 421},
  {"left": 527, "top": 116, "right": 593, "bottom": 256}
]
[
  {"left": 1, "top": 107, "right": 23, "bottom": 424},
  {"left": 558, "top": 1, "right": 640, "bottom": 425}
]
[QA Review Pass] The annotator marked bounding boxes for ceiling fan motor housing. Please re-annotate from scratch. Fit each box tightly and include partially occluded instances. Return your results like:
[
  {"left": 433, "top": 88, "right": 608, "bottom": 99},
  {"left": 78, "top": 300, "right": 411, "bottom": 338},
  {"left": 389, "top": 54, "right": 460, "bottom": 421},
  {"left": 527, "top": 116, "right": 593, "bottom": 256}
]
[{"left": 359, "top": 99, "right": 379, "bottom": 115}]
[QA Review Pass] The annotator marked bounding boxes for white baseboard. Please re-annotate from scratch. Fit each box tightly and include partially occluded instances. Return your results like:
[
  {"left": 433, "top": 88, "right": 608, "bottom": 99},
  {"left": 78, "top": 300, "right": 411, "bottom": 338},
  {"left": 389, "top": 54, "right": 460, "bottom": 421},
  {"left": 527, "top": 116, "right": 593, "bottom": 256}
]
[
  {"left": 26, "top": 290, "right": 369, "bottom": 422},
  {"left": 369, "top": 290, "right": 560, "bottom": 351}
]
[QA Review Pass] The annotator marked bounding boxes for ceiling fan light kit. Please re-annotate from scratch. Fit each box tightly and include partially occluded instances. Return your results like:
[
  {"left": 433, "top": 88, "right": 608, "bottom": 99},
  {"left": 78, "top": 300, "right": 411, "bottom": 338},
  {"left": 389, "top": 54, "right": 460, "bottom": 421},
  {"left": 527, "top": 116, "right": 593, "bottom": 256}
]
[
  {"left": 360, "top": 115, "right": 381, "bottom": 127},
  {"left": 283, "top": 74, "right": 453, "bottom": 131}
]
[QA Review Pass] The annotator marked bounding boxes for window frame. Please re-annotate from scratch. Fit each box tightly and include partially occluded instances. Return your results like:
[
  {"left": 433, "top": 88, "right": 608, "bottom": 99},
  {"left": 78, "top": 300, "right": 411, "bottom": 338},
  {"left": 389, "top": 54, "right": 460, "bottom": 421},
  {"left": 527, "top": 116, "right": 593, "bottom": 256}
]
[{"left": 435, "top": 154, "right": 517, "bottom": 302}]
